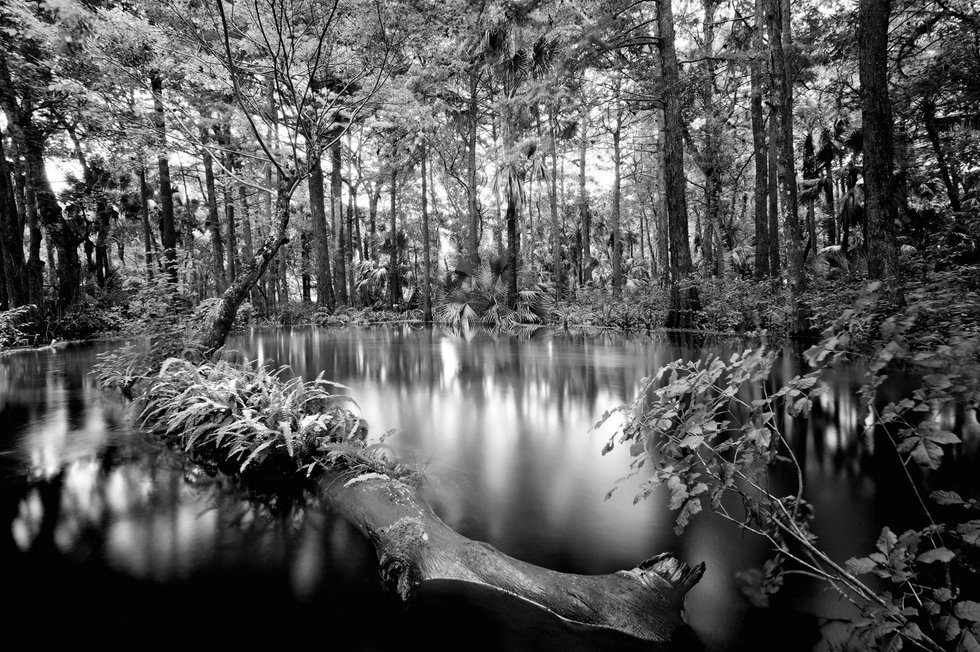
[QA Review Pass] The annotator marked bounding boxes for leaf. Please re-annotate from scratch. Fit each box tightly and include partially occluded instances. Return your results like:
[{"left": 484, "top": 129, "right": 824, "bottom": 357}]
[
  {"left": 932, "top": 490, "right": 965, "bottom": 506},
  {"left": 240, "top": 440, "right": 274, "bottom": 472},
  {"left": 936, "top": 615, "right": 961, "bottom": 641},
  {"left": 746, "top": 427, "right": 771, "bottom": 447},
  {"left": 922, "top": 374, "right": 952, "bottom": 390},
  {"left": 917, "top": 547, "right": 955, "bottom": 564},
  {"left": 956, "top": 601, "right": 980, "bottom": 623},
  {"left": 876, "top": 527, "right": 898, "bottom": 555},
  {"left": 909, "top": 438, "right": 944, "bottom": 470},
  {"left": 958, "top": 520, "right": 980, "bottom": 546},
  {"left": 667, "top": 475, "right": 689, "bottom": 510},
  {"left": 926, "top": 430, "right": 961, "bottom": 445},
  {"left": 902, "top": 623, "right": 924, "bottom": 641},
  {"left": 958, "top": 630, "right": 980, "bottom": 652},
  {"left": 846, "top": 556, "right": 877, "bottom": 575}
]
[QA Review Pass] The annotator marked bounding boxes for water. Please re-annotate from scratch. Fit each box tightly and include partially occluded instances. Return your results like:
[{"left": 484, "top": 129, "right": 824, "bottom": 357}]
[{"left": 0, "top": 325, "right": 946, "bottom": 650}]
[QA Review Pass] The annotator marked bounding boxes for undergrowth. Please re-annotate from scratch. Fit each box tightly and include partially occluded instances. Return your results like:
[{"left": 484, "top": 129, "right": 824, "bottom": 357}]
[{"left": 95, "top": 343, "right": 416, "bottom": 495}]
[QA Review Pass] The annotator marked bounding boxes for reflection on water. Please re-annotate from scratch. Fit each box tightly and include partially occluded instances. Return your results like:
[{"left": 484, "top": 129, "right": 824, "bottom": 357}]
[{"left": 0, "top": 327, "right": 957, "bottom": 650}]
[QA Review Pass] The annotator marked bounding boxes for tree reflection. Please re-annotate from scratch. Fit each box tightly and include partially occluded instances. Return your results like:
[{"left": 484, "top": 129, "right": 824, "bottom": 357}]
[{"left": 2, "top": 328, "right": 965, "bottom": 650}]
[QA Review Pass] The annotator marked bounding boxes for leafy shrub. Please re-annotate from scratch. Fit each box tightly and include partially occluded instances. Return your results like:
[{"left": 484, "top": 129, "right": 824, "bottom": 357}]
[
  {"left": 45, "top": 296, "right": 124, "bottom": 340},
  {"left": 555, "top": 286, "right": 668, "bottom": 330},
  {"left": 0, "top": 305, "right": 38, "bottom": 348},
  {"left": 696, "top": 274, "right": 789, "bottom": 334},
  {"left": 601, "top": 272, "right": 980, "bottom": 651}
]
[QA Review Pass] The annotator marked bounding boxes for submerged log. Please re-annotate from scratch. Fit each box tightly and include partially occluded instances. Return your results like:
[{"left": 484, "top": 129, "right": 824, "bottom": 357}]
[{"left": 322, "top": 468, "right": 704, "bottom": 643}]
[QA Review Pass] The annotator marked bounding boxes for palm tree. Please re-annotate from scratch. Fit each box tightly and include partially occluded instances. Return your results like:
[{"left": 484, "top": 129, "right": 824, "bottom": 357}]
[{"left": 478, "top": 23, "right": 556, "bottom": 307}]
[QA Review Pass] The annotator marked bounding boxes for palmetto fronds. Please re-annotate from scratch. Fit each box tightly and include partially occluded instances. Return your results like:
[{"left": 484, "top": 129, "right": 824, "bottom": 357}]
[{"left": 434, "top": 257, "right": 553, "bottom": 328}]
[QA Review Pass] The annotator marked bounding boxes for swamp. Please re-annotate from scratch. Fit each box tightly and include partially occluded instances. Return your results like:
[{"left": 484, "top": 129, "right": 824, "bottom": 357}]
[{"left": 1, "top": 0, "right": 978, "bottom": 650}]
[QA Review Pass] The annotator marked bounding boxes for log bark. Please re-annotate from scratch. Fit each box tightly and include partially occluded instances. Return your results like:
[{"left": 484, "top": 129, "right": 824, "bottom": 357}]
[{"left": 320, "top": 467, "right": 703, "bottom": 642}]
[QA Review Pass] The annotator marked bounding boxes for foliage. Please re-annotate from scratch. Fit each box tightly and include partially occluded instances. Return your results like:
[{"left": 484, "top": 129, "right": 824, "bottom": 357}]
[
  {"left": 95, "top": 348, "right": 416, "bottom": 492},
  {"left": 434, "top": 257, "right": 553, "bottom": 328},
  {"left": 600, "top": 260, "right": 980, "bottom": 650},
  {"left": 555, "top": 286, "right": 667, "bottom": 330},
  {"left": 696, "top": 274, "right": 790, "bottom": 335},
  {"left": 0, "top": 305, "right": 38, "bottom": 348},
  {"left": 44, "top": 296, "right": 123, "bottom": 341}
]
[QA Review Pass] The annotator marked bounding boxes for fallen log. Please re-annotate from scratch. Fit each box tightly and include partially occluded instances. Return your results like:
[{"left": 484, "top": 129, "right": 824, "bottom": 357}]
[
  {"left": 322, "top": 467, "right": 704, "bottom": 642},
  {"left": 95, "top": 346, "right": 704, "bottom": 644}
]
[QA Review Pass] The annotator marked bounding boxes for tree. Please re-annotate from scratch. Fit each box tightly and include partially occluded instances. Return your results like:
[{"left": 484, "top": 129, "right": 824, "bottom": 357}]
[
  {"left": 767, "top": 0, "right": 804, "bottom": 327},
  {"left": 858, "top": 0, "right": 898, "bottom": 280},
  {"left": 658, "top": 0, "right": 700, "bottom": 329},
  {"left": 749, "top": 0, "right": 771, "bottom": 278}
]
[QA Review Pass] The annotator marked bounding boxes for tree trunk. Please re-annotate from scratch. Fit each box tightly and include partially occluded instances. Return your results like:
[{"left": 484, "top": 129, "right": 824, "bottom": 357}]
[
  {"left": 820, "top": 129, "right": 837, "bottom": 245},
  {"left": 751, "top": 0, "right": 770, "bottom": 278},
  {"left": 0, "top": 132, "right": 29, "bottom": 307},
  {"left": 300, "top": 231, "right": 312, "bottom": 303},
  {"left": 224, "top": 184, "right": 236, "bottom": 283},
  {"left": 308, "top": 151, "right": 335, "bottom": 310},
  {"left": 922, "top": 99, "right": 961, "bottom": 213},
  {"left": 389, "top": 165, "right": 399, "bottom": 310},
  {"left": 506, "top": 191, "right": 519, "bottom": 309},
  {"left": 802, "top": 133, "right": 818, "bottom": 264},
  {"left": 239, "top": 186, "right": 253, "bottom": 262},
  {"left": 699, "top": 0, "right": 724, "bottom": 278},
  {"left": 768, "top": 0, "right": 804, "bottom": 325},
  {"left": 859, "top": 0, "right": 898, "bottom": 280},
  {"left": 320, "top": 467, "right": 703, "bottom": 643},
  {"left": 369, "top": 190, "right": 379, "bottom": 263},
  {"left": 421, "top": 143, "right": 433, "bottom": 322},
  {"left": 23, "top": 131, "right": 81, "bottom": 308},
  {"left": 150, "top": 72, "right": 178, "bottom": 284},
  {"left": 611, "top": 107, "right": 623, "bottom": 299},
  {"left": 658, "top": 0, "right": 700, "bottom": 329},
  {"left": 330, "top": 140, "right": 348, "bottom": 305},
  {"left": 766, "top": 109, "right": 781, "bottom": 275},
  {"left": 578, "top": 104, "right": 590, "bottom": 285},
  {"left": 467, "top": 70, "right": 481, "bottom": 265},
  {"left": 138, "top": 165, "right": 154, "bottom": 281},
  {"left": 347, "top": 176, "right": 359, "bottom": 307},
  {"left": 199, "top": 176, "right": 298, "bottom": 351},
  {"left": 547, "top": 109, "right": 564, "bottom": 300},
  {"left": 202, "top": 145, "right": 226, "bottom": 293},
  {"left": 94, "top": 196, "right": 111, "bottom": 287}
]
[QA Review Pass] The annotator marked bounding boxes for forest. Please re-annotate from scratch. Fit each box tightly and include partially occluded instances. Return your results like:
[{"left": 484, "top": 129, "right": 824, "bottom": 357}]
[
  {"left": 0, "top": 0, "right": 973, "bottom": 339},
  {"left": 1, "top": 0, "right": 979, "bottom": 650}
]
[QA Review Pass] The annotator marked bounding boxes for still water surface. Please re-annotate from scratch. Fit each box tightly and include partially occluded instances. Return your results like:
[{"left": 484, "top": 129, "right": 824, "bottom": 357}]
[{"left": 0, "top": 325, "right": 930, "bottom": 650}]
